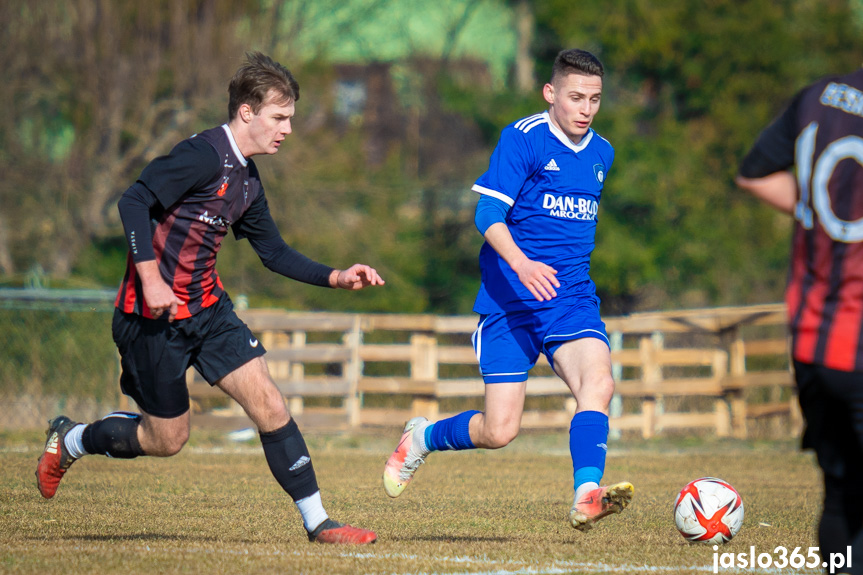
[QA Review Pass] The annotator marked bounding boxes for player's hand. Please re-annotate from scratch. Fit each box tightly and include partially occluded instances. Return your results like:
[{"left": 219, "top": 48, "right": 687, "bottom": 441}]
[
  {"left": 334, "top": 264, "right": 385, "bottom": 290},
  {"left": 513, "top": 258, "right": 559, "bottom": 302},
  {"left": 142, "top": 279, "right": 184, "bottom": 321}
]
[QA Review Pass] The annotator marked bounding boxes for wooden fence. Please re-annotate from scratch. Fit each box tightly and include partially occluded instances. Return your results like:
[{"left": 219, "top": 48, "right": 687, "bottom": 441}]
[{"left": 186, "top": 303, "right": 800, "bottom": 439}]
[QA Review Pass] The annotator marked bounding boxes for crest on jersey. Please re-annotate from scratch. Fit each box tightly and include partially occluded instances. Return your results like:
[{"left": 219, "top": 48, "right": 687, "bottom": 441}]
[
  {"left": 593, "top": 164, "right": 605, "bottom": 184},
  {"left": 217, "top": 179, "right": 229, "bottom": 197}
]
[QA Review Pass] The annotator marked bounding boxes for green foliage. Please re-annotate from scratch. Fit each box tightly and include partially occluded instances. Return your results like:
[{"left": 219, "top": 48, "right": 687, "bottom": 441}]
[
  {"left": 537, "top": 0, "right": 862, "bottom": 310},
  {"left": 0, "top": 308, "right": 118, "bottom": 401},
  {"left": 4, "top": 0, "right": 863, "bottom": 314}
]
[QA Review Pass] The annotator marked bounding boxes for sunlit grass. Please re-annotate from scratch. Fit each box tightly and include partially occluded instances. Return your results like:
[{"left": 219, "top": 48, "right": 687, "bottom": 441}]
[{"left": 1, "top": 431, "right": 821, "bottom": 575}]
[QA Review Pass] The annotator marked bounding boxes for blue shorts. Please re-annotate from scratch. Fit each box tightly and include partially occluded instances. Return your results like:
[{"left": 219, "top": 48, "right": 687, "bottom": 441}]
[{"left": 472, "top": 298, "right": 609, "bottom": 384}]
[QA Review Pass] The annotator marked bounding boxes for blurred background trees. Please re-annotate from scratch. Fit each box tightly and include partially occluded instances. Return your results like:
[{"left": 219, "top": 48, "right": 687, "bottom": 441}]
[{"left": 2, "top": 0, "right": 862, "bottom": 314}]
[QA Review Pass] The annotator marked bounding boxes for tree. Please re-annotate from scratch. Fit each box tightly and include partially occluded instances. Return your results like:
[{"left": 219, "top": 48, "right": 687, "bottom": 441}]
[
  {"left": 535, "top": 0, "right": 863, "bottom": 311},
  {"left": 0, "top": 0, "right": 252, "bottom": 276}
]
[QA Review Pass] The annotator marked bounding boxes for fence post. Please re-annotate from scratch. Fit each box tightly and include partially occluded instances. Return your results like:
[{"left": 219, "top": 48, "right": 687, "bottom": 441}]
[
  {"left": 287, "top": 331, "right": 305, "bottom": 416},
  {"left": 639, "top": 334, "right": 661, "bottom": 439},
  {"left": 712, "top": 349, "right": 730, "bottom": 437},
  {"left": 344, "top": 315, "right": 362, "bottom": 428},
  {"left": 410, "top": 334, "right": 439, "bottom": 420},
  {"left": 728, "top": 336, "right": 747, "bottom": 439},
  {"left": 608, "top": 331, "right": 623, "bottom": 440}
]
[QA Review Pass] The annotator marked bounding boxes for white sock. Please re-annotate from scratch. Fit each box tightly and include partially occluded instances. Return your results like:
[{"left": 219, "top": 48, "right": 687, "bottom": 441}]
[
  {"left": 574, "top": 481, "right": 600, "bottom": 506},
  {"left": 409, "top": 421, "right": 431, "bottom": 458},
  {"left": 296, "top": 490, "right": 329, "bottom": 532},
  {"left": 64, "top": 424, "right": 89, "bottom": 459}
]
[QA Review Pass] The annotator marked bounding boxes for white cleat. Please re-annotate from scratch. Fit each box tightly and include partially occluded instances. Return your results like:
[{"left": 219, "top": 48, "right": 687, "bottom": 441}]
[
  {"left": 569, "top": 481, "right": 634, "bottom": 532},
  {"left": 382, "top": 417, "right": 429, "bottom": 498}
]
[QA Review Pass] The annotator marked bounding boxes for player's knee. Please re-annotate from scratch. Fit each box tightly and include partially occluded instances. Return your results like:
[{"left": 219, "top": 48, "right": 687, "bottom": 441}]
[
  {"left": 162, "top": 434, "right": 188, "bottom": 456},
  {"left": 485, "top": 423, "right": 520, "bottom": 449},
  {"left": 145, "top": 427, "right": 189, "bottom": 456},
  {"left": 591, "top": 374, "right": 615, "bottom": 407}
]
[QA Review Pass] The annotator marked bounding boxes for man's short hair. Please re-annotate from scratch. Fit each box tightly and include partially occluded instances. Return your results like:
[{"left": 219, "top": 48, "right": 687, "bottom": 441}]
[
  {"left": 551, "top": 49, "right": 604, "bottom": 83},
  {"left": 228, "top": 52, "right": 300, "bottom": 120}
]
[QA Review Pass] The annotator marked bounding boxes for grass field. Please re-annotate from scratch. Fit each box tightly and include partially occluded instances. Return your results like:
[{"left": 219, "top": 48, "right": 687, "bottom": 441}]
[{"left": 1, "top": 429, "right": 823, "bottom": 575}]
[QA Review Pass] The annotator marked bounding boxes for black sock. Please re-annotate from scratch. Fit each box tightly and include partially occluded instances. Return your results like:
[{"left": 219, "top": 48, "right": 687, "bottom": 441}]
[
  {"left": 81, "top": 412, "right": 145, "bottom": 458},
  {"left": 260, "top": 419, "right": 319, "bottom": 501}
]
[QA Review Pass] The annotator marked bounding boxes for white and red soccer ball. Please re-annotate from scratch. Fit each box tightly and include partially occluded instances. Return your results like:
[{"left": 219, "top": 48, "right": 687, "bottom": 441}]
[{"left": 673, "top": 477, "right": 744, "bottom": 544}]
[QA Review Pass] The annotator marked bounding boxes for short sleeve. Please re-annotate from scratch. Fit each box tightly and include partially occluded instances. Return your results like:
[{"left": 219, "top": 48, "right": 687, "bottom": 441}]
[
  {"left": 738, "top": 91, "right": 802, "bottom": 178},
  {"left": 138, "top": 137, "right": 221, "bottom": 208},
  {"left": 472, "top": 126, "right": 537, "bottom": 206}
]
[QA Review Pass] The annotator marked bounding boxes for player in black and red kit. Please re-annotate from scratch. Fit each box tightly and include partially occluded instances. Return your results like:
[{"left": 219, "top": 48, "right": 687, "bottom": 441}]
[
  {"left": 35, "top": 52, "right": 383, "bottom": 545},
  {"left": 737, "top": 67, "right": 863, "bottom": 573}
]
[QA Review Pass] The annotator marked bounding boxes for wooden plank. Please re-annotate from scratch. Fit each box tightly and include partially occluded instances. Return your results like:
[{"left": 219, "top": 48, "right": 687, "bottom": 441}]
[
  {"left": 606, "top": 304, "right": 786, "bottom": 334},
  {"left": 359, "top": 344, "right": 413, "bottom": 362},
  {"left": 722, "top": 371, "right": 793, "bottom": 390},
  {"left": 362, "top": 314, "right": 437, "bottom": 331},
  {"left": 655, "top": 378, "right": 724, "bottom": 395},
  {"left": 609, "top": 413, "right": 645, "bottom": 430},
  {"left": 435, "top": 379, "right": 484, "bottom": 397},
  {"left": 656, "top": 411, "right": 720, "bottom": 429},
  {"left": 273, "top": 379, "right": 352, "bottom": 397},
  {"left": 357, "top": 377, "right": 436, "bottom": 395},
  {"left": 744, "top": 339, "right": 789, "bottom": 356},
  {"left": 266, "top": 345, "right": 352, "bottom": 363},
  {"left": 614, "top": 378, "right": 724, "bottom": 396},
  {"left": 437, "top": 346, "right": 477, "bottom": 364},
  {"left": 188, "top": 379, "right": 352, "bottom": 398},
  {"left": 747, "top": 402, "right": 793, "bottom": 418},
  {"left": 610, "top": 348, "right": 642, "bottom": 366},
  {"left": 655, "top": 348, "right": 726, "bottom": 366},
  {"left": 359, "top": 408, "right": 412, "bottom": 427},
  {"left": 433, "top": 315, "right": 479, "bottom": 333},
  {"left": 190, "top": 413, "right": 253, "bottom": 431},
  {"left": 239, "top": 310, "right": 357, "bottom": 332},
  {"left": 520, "top": 410, "right": 571, "bottom": 429}
]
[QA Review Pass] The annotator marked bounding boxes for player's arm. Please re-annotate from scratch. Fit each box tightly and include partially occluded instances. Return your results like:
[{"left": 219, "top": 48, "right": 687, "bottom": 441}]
[
  {"left": 117, "top": 183, "right": 184, "bottom": 321},
  {"left": 735, "top": 93, "right": 801, "bottom": 215},
  {"left": 475, "top": 194, "right": 559, "bottom": 302},
  {"left": 238, "top": 194, "right": 384, "bottom": 290},
  {"left": 734, "top": 171, "right": 797, "bottom": 214},
  {"left": 473, "top": 126, "right": 557, "bottom": 301},
  {"left": 118, "top": 138, "right": 221, "bottom": 320}
]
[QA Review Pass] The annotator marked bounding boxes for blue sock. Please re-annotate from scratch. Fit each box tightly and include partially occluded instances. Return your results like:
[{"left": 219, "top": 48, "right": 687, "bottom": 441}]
[
  {"left": 569, "top": 411, "right": 609, "bottom": 490},
  {"left": 425, "top": 410, "right": 480, "bottom": 452}
]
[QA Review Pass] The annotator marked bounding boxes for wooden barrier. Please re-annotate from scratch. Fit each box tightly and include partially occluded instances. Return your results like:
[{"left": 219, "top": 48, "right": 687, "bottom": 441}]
[{"left": 187, "top": 304, "right": 799, "bottom": 438}]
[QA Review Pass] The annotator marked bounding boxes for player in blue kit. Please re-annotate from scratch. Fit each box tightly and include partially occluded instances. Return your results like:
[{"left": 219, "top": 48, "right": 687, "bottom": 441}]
[{"left": 383, "top": 49, "right": 633, "bottom": 531}]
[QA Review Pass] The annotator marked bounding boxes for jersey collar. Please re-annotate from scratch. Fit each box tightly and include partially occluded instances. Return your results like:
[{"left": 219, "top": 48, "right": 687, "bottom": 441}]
[
  {"left": 221, "top": 124, "right": 248, "bottom": 167},
  {"left": 543, "top": 111, "right": 594, "bottom": 153}
]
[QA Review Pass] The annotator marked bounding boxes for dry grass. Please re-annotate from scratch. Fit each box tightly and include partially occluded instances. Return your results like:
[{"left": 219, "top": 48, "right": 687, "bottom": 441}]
[{"left": 1, "top": 429, "right": 821, "bottom": 574}]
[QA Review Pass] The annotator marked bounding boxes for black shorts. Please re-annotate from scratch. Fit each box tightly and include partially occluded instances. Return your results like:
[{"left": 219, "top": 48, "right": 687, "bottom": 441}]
[
  {"left": 794, "top": 360, "right": 863, "bottom": 480},
  {"left": 112, "top": 295, "right": 267, "bottom": 418}
]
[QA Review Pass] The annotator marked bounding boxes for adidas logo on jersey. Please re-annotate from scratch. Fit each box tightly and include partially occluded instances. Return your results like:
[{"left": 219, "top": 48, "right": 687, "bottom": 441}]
[{"left": 544, "top": 158, "right": 560, "bottom": 171}]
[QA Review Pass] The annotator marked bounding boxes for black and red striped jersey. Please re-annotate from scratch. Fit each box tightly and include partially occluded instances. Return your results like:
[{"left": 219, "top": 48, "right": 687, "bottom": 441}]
[
  {"left": 740, "top": 68, "right": 863, "bottom": 371},
  {"left": 116, "top": 125, "right": 272, "bottom": 320}
]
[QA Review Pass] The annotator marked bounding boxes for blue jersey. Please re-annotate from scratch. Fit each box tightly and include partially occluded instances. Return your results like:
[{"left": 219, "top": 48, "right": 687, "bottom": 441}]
[{"left": 472, "top": 111, "right": 614, "bottom": 313}]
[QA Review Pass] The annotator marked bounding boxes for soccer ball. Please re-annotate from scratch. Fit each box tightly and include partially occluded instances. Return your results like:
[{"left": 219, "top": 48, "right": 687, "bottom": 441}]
[{"left": 673, "top": 477, "right": 744, "bottom": 544}]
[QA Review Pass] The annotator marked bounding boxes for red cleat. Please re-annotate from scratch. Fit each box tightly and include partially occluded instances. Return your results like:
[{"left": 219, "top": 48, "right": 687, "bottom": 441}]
[
  {"left": 307, "top": 519, "right": 377, "bottom": 545},
  {"left": 35, "top": 416, "right": 80, "bottom": 499}
]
